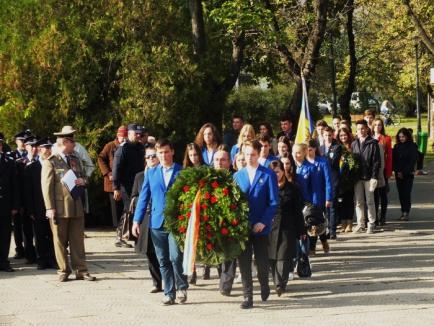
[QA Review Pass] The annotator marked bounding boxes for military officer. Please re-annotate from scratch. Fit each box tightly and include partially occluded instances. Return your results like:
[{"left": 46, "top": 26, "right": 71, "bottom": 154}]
[
  {"left": 0, "top": 133, "right": 19, "bottom": 272},
  {"left": 23, "top": 137, "right": 56, "bottom": 270},
  {"left": 13, "top": 130, "right": 37, "bottom": 263},
  {"left": 41, "top": 133, "right": 96, "bottom": 282}
]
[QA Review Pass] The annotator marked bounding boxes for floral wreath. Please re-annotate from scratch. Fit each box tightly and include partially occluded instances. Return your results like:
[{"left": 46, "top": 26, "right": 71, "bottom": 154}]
[{"left": 164, "top": 166, "right": 250, "bottom": 266}]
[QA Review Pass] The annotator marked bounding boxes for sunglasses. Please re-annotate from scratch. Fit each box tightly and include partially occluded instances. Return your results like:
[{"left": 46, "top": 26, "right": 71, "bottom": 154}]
[{"left": 146, "top": 154, "right": 157, "bottom": 159}]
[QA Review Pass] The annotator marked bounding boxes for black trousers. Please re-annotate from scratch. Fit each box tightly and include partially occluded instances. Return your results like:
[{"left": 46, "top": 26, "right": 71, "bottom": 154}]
[
  {"left": 109, "top": 192, "right": 124, "bottom": 228},
  {"left": 309, "top": 233, "right": 327, "bottom": 251},
  {"left": 337, "top": 189, "right": 355, "bottom": 222},
  {"left": 219, "top": 260, "right": 237, "bottom": 292},
  {"left": 269, "top": 259, "right": 293, "bottom": 290},
  {"left": 374, "top": 179, "right": 389, "bottom": 224},
  {"left": 34, "top": 217, "right": 55, "bottom": 265},
  {"left": 146, "top": 231, "right": 162, "bottom": 288},
  {"left": 13, "top": 212, "right": 36, "bottom": 260},
  {"left": 396, "top": 176, "right": 414, "bottom": 214},
  {"left": 0, "top": 215, "right": 12, "bottom": 266},
  {"left": 238, "top": 235, "right": 269, "bottom": 298}
]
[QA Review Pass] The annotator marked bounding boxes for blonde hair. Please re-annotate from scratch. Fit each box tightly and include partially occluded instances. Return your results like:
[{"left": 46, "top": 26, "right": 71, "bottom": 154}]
[
  {"left": 237, "top": 124, "right": 256, "bottom": 147},
  {"left": 292, "top": 143, "right": 308, "bottom": 153}
]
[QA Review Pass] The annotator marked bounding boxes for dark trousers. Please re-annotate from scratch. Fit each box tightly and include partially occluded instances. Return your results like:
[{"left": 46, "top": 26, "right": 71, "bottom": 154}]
[
  {"left": 13, "top": 212, "right": 36, "bottom": 261},
  {"left": 326, "top": 199, "right": 338, "bottom": 236},
  {"left": 109, "top": 192, "right": 124, "bottom": 228},
  {"left": 34, "top": 217, "right": 55, "bottom": 265},
  {"left": 0, "top": 215, "right": 12, "bottom": 266},
  {"left": 146, "top": 231, "right": 162, "bottom": 289},
  {"left": 417, "top": 151, "right": 424, "bottom": 170},
  {"left": 309, "top": 233, "right": 327, "bottom": 251},
  {"left": 396, "top": 176, "right": 414, "bottom": 214},
  {"left": 219, "top": 260, "right": 237, "bottom": 293},
  {"left": 150, "top": 227, "right": 188, "bottom": 299},
  {"left": 337, "top": 189, "right": 355, "bottom": 222},
  {"left": 269, "top": 259, "right": 293, "bottom": 290},
  {"left": 374, "top": 179, "right": 389, "bottom": 224},
  {"left": 237, "top": 235, "right": 269, "bottom": 298}
]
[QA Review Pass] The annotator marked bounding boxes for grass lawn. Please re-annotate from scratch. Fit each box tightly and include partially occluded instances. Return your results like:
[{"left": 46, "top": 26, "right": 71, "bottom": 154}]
[{"left": 323, "top": 113, "right": 434, "bottom": 164}]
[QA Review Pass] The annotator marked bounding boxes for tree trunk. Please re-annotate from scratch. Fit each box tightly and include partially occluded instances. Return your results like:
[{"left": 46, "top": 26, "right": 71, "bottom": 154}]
[
  {"left": 188, "top": 0, "right": 207, "bottom": 56},
  {"left": 338, "top": 0, "right": 357, "bottom": 122}
]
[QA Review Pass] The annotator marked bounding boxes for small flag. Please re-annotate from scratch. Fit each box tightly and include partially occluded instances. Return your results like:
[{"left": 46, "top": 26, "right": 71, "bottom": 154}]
[{"left": 295, "top": 76, "right": 315, "bottom": 144}]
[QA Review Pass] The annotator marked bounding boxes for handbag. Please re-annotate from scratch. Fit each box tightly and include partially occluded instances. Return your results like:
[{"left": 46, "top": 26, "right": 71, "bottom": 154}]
[
  {"left": 120, "top": 211, "right": 137, "bottom": 242},
  {"left": 297, "top": 238, "right": 312, "bottom": 278}
]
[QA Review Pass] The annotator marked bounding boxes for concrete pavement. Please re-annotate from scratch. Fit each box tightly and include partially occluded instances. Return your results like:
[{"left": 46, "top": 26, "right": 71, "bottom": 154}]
[{"left": 1, "top": 164, "right": 434, "bottom": 326}]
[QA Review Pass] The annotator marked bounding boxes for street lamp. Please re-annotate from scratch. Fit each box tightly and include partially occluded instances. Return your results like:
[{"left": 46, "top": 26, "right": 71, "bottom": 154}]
[{"left": 415, "top": 40, "right": 421, "bottom": 134}]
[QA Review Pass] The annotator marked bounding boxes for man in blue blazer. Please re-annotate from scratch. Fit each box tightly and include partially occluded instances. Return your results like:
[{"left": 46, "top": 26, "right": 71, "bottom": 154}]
[
  {"left": 234, "top": 140, "right": 279, "bottom": 309},
  {"left": 132, "top": 139, "right": 188, "bottom": 305},
  {"left": 258, "top": 135, "right": 278, "bottom": 168}
]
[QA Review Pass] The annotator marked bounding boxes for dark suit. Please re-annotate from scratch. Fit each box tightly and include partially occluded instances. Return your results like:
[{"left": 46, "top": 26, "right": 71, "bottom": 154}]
[
  {"left": 0, "top": 153, "right": 19, "bottom": 268},
  {"left": 23, "top": 158, "right": 55, "bottom": 267},
  {"left": 131, "top": 170, "right": 161, "bottom": 289}
]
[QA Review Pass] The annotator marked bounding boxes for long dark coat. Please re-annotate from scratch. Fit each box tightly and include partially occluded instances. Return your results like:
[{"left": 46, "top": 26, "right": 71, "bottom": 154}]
[{"left": 268, "top": 181, "right": 305, "bottom": 260}]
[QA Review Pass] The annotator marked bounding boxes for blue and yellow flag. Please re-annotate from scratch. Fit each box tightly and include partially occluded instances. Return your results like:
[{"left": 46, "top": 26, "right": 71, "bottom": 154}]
[{"left": 295, "top": 76, "right": 314, "bottom": 144}]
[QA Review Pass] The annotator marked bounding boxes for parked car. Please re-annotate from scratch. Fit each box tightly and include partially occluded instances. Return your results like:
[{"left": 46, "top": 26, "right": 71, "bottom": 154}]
[
  {"left": 350, "top": 92, "right": 379, "bottom": 113},
  {"left": 317, "top": 100, "right": 340, "bottom": 115}
]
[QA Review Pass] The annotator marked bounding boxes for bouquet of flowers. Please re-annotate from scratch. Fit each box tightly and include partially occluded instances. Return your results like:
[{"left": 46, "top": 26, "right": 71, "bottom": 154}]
[{"left": 164, "top": 166, "right": 249, "bottom": 267}]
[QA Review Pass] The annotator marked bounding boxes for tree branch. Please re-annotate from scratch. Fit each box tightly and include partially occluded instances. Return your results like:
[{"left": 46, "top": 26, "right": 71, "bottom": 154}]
[
  {"left": 402, "top": 0, "right": 434, "bottom": 56},
  {"left": 219, "top": 32, "right": 246, "bottom": 94}
]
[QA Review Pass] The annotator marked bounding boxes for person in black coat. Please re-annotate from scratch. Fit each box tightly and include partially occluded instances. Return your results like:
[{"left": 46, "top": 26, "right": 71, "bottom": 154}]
[
  {"left": 130, "top": 146, "right": 162, "bottom": 293},
  {"left": 393, "top": 128, "right": 419, "bottom": 221},
  {"left": 268, "top": 160, "right": 305, "bottom": 296},
  {"left": 23, "top": 138, "right": 56, "bottom": 269},
  {"left": 0, "top": 135, "right": 19, "bottom": 272}
]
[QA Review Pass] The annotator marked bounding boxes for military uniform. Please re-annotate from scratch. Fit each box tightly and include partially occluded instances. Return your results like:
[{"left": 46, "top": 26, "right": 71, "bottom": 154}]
[
  {"left": 12, "top": 131, "right": 37, "bottom": 262},
  {"left": 0, "top": 148, "right": 19, "bottom": 271},
  {"left": 23, "top": 140, "right": 56, "bottom": 269},
  {"left": 41, "top": 151, "right": 92, "bottom": 280}
]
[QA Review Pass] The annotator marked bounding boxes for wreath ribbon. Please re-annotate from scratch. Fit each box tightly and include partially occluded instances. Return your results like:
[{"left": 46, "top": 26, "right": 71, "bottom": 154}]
[{"left": 182, "top": 190, "right": 201, "bottom": 276}]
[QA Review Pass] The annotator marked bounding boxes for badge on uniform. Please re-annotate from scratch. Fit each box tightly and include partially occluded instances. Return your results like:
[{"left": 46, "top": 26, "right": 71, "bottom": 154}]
[
  {"left": 330, "top": 152, "right": 334, "bottom": 158},
  {"left": 304, "top": 174, "right": 308, "bottom": 179},
  {"left": 259, "top": 178, "right": 264, "bottom": 184}
]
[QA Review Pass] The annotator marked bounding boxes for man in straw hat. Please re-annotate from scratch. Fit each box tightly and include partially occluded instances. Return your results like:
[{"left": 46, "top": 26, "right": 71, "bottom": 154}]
[{"left": 41, "top": 132, "right": 96, "bottom": 282}]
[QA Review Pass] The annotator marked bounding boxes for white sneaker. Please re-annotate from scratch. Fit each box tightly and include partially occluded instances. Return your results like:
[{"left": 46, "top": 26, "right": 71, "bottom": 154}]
[
  {"left": 366, "top": 225, "right": 375, "bottom": 234},
  {"left": 352, "top": 225, "right": 365, "bottom": 233},
  {"left": 288, "top": 272, "right": 294, "bottom": 281},
  {"left": 176, "top": 289, "right": 187, "bottom": 304},
  {"left": 234, "top": 274, "right": 242, "bottom": 283}
]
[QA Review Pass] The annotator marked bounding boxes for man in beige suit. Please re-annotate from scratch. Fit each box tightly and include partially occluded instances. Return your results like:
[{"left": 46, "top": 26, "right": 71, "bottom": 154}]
[{"left": 41, "top": 133, "right": 96, "bottom": 282}]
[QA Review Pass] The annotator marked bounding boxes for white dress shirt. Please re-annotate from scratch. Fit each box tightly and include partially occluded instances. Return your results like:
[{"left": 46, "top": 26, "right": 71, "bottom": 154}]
[
  {"left": 162, "top": 164, "right": 174, "bottom": 187},
  {"left": 246, "top": 165, "right": 258, "bottom": 186}
]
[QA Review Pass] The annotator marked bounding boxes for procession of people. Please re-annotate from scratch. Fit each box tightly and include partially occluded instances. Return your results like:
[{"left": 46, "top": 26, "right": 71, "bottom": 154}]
[{"left": 0, "top": 109, "right": 422, "bottom": 309}]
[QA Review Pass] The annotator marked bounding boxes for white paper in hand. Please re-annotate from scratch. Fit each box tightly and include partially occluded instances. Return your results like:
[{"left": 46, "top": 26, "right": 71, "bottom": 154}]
[{"left": 61, "top": 169, "right": 77, "bottom": 192}]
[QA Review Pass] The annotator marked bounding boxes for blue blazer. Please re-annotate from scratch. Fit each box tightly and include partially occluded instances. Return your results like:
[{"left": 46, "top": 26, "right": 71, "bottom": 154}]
[
  {"left": 234, "top": 165, "right": 279, "bottom": 236},
  {"left": 201, "top": 147, "right": 216, "bottom": 166},
  {"left": 310, "top": 156, "right": 333, "bottom": 208},
  {"left": 259, "top": 155, "right": 278, "bottom": 168},
  {"left": 295, "top": 160, "right": 314, "bottom": 203},
  {"left": 230, "top": 144, "right": 240, "bottom": 163},
  {"left": 133, "top": 163, "right": 182, "bottom": 229}
]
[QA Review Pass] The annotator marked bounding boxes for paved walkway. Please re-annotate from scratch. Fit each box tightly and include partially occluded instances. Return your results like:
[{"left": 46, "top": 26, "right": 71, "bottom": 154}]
[{"left": 1, "top": 165, "right": 434, "bottom": 325}]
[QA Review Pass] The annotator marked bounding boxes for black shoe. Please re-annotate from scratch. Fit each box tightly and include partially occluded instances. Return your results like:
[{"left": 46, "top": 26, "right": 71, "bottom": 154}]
[
  {"left": 13, "top": 252, "right": 24, "bottom": 259},
  {"left": 37, "top": 262, "right": 49, "bottom": 270},
  {"left": 76, "top": 273, "right": 96, "bottom": 281},
  {"left": 330, "top": 234, "right": 337, "bottom": 240},
  {"left": 115, "top": 240, "right": 133, "bottom": 248},
  {"left": 25, "top": 259, "right": 36, "bottom": 265},
  {"left": 261, "top": 286, "right": 270, "bottom": 302},
  {"left": 189, "top": 271, "right": 197, "bottom": 285},
  {"left": 202, "top": 266, "right": 210, "bottom": 280},
  {"left": 276, "top": 286, "right": 284, "bottom": 297},
  {"left": 150, "top": 286, "right": 163, "bottom": 293},
  {"left": 240, "top": 297, "right": 253, "bottom": 309},
  {"left": 220, "top": 290, "right": 231, "bottom": 297},
  {"left": 0, "top": 265, "right": 14, "bottom": 272}
]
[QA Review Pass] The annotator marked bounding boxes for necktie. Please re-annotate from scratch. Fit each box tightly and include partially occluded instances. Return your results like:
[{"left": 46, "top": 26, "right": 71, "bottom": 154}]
[{"left": 66, "top": 155, "right": 71, "bottom": 168}]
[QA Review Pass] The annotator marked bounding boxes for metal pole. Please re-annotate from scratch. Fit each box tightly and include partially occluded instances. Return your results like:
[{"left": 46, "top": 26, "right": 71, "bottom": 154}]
[
  {"left": 330, "top": 33, "right": 337, "bottom": 116},
  {"left": 416, "top": 42, "right": 421, "bottom": 134}
]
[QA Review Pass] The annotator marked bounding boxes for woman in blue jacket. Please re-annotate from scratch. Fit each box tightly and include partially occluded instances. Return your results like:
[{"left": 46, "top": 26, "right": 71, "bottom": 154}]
[
  {"left": 306, "top": 140, "right": 333, "bottom": 255},
  {"left": 194, "top": 123, "right": 222, "bottom": 166}
]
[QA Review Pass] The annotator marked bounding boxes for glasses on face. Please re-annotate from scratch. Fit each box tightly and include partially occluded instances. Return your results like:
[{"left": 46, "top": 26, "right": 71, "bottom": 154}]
[{"left": 146, "top": 154, "right": 157, "bottom": 159}]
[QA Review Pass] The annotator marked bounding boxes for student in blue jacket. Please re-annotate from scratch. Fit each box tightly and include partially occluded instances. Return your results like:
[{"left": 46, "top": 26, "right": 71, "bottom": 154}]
[
  {"left": 132, "top": 139, "right": 188, "bottom": 306},
  {"left": 234, "top": 140, "right": 279, "bottom": 309},
  {"left": 258, "top": 135, "right": 278, "bottom": 168},
  {"left": 194, "top": 123, "right": 222, "bottom": 166},
  {"left": 306, "top": 139, "right": 333, "bottom": 255},
  {"left": 292, "top": 143, "right": 314, "bottom": 204}
]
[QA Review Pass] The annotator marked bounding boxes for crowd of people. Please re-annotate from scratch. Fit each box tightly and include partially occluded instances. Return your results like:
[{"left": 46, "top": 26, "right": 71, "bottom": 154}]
[{"left": 0, "top": 108, "right": 422, "bottom": 309}]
